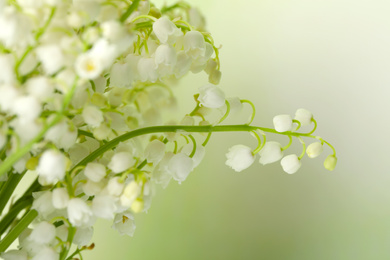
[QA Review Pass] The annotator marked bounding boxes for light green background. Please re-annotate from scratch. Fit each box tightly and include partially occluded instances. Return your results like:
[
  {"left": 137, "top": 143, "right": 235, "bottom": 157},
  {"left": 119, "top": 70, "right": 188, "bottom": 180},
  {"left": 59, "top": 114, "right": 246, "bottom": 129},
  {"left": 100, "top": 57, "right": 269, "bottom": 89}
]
[{"left": 88, "top": 0, "right": 390, "bottom": 259}]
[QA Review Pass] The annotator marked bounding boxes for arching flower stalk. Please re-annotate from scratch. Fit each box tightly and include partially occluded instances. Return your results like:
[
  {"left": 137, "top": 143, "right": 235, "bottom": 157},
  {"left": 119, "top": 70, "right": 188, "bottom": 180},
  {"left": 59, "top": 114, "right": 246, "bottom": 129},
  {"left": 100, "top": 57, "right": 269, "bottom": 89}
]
[{"left": 0, "top": 0, "right": 336, "bottom": 259}]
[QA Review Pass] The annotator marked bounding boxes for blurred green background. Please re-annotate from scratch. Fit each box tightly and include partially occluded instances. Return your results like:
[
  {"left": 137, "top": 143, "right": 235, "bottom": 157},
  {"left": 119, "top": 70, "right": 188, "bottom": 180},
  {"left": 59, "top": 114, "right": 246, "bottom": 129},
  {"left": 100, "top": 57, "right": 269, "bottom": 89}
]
[{"left": 89, "top": 0, "right": 390, "bottom": 259}]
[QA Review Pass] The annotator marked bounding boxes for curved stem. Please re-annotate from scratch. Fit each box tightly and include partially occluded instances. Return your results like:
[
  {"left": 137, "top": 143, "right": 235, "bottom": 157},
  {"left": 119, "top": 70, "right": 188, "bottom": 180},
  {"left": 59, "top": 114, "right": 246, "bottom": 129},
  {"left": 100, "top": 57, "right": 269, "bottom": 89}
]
[
  {"left": 218, "top": 100, "right": 231, "bottom": 124},
  {"left": 307, "top": 118, "right": 318, "bottom": 135},
  {"left": 240, "top": 100, "right": 256, "bottom": 125},
  {"left": 298, "top": 137, "right": 306, "bottom": 160},
  {"left": 251, "top": 131, "right": 262, "bottom": 155},
  {"left": 282, "top": 136, "right": 293, "bottom": 151},
  {"left": 188, "top": 135, "right": 197, "bottom": 158}
]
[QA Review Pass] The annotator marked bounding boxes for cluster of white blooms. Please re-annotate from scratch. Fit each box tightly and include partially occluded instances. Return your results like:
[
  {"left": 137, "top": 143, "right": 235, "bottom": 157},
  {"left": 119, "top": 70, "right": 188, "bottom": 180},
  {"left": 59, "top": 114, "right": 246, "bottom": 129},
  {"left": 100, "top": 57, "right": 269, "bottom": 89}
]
[
  {"left": 0, "top": 0, "right": 336, "bottom": 259},
  {"left": 225, "top": 108, "right": 337, "bottom": 174}
]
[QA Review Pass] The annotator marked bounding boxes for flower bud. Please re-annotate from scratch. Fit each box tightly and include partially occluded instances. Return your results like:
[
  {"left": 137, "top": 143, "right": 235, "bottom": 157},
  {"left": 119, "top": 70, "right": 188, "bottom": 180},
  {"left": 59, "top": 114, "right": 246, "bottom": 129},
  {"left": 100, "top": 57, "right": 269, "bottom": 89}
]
[
  {"left": 169, "top": 153, "right": 194, "bottom": 183},
  {"left": 225, "top": 145, "right": 255, "bottom": 172},
  {"left": 28, "top": 221, "right": 56, "bottom": 245},
  {"left": 280, "top": 154, "right": 301, "bottom": 174},
  {"left": 82, "top": 105, "right": 104, "bottom": 127},
  {"left": 273, "top": 114, "right": 293, "bottom": 132},
  {"left": 84, "top": 162, "right": 106, "bottom": 182},
  {"left": 144, "top": 139, "right": 165, "bottom": 164},
  {"left": 153, "top": 16, "right": 182, "bottom": 44},
  {"left": 36, "top": 150, "right": 67, "bottom": 184},
  {"left": 324, "top": 155, "right": 337, "bottom": 171},
  {"left": 259, "top": 141, "right": 283, "bottom": 165},
  {"left": 294, "top": 108, "right": 313, "bottom": 126},
  {"left": 108, "top": 152, "right": 134, "bottom": 173},
  {"left": 67, "top": 198, "right": 94, "bottom": 227},
  {"left": 306, "top": 142, "right": 323, "bottom": 158},
  {"left": 198, "top": 84, "right": 225, "bottom": 108},
  {"left": 52, "top": 188, "right": 69, "bottom": 209}
]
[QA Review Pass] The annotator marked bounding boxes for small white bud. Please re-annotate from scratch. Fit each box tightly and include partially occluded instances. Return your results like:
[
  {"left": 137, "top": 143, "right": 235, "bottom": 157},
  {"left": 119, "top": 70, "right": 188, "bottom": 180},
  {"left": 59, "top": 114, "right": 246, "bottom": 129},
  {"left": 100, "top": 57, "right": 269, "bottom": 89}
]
[
  {"left": 82, "top": 105, "right": 104, "bottom": 127},
  {"left": 36, "top": 150, "right": 67, "bottom": 184},
  {"left": 169, "top": 153, "right": 194, "bottom": 183},
  {"left": 306, "top": 142, "right": 323, "bottom": 158},
  {"left": 144, "top": 139, "right": 166, "bottom": 164},
  {"left": 184, "top": 31, "right": 206, "bottom": 59},
  {"left": 280, "top": 154, "right": 301, "bottom": 174},
  {"left": 295, "top": 108, "right": 313, "bottom": 126},
  {"left": 84, "top": 162, "right": 106, "bottom": 182},
  {"left": 67, "top": 198, "right": 94, "bottom": 227},
  {"left": 73, "top": 227, "right": 94, "bottom": 247},
  {"left": 324, "top": 155, "right": 337, "bottom": 171},
  {"left": 120, "top": 181, "right": 140, "bottom": 207},
  {"left": 153, "top": 16, "right": 182, "bottom": 44},
  {"left": 105, "top": 177, "right": 124, "bottom": 197},
  {"left": 92, "top": 195, "right": 117, "bottom": 219},
  {"left": 31, "top": 246, "right": 58, "bottom": 260},
  {"left": 108, "top": 152, "right": 134, "bottom": 173},
  {"left": 273, "top": 114, "right": 293, "bottom": 132},
  {"left": 225, "top": 145, "right": 255, "bottom": 172},
  {"left": 259, "top": 141, "right": 283, "bottom": 165},
  {"left": 28, "top": 221, "right": 56, "bottom": 245},
  {"left": 52, "top": 188, "right": 69, "bottom": 209},
  {"left": 198, "top": 84, "right": 225, "bottom": 108}
]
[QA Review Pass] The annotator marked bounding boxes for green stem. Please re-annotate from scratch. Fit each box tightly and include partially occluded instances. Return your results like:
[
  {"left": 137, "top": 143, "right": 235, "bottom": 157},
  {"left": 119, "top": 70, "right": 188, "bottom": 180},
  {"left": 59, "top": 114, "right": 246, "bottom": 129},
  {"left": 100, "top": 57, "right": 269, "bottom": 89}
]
[
  {"left": 59, "top": 226, "right": 76, "bottom": 260},
  {"left": 120, "top": 0, "right": 141, "bottom": 23},
  {"left": 0, "top": 209, "right": 38, "bottom": 253},
  {"left": 0, "top": 171, "right": 26, "bottom": 216},
  {"left": 298, "top": 137, "right": 306, "bottom": 160},
  {"left": 251, "top": 131, "right": 262, "bottom": 154},
  {"left": 71, "top": 124, "right": 314, "bottom": 172},
  {"left": 240, "top": 100, "right": 256, "bottom": 125},
  {"left": 188, "top": 135, "right": 196, "bottom": 158},
  {"left": 218, "top": 100, "right": 230, "bottom": 124}
]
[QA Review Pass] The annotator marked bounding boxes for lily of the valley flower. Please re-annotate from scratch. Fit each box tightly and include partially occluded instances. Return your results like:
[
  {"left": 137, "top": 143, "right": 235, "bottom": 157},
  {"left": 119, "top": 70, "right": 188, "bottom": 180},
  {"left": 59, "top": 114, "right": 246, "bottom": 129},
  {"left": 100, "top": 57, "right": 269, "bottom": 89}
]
[
  {"left": 198, "top": 84, "right": 225, "bottom": 108},
  {"left": 273, "top": 114, "right": 293, "bottom": 132},
  {"left": 225, "top": 145, "right": 255, "bottom": 172},
  {"left": 259, "top": 141, "right": 283, "bottom": 165},
  {"left": 280, "top": 154, "right": 301, "bottom": 174}
]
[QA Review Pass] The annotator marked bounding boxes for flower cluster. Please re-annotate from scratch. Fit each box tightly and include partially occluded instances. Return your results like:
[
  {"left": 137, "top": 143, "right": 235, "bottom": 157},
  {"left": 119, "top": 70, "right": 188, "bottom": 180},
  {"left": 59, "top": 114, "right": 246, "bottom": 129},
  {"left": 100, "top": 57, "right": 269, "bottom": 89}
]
[
  {"left": 225, "top": 108, "right": 337, "bottom": 174},
  {"left": 0, "top": 0, "right": 336, "bottom": 259}
]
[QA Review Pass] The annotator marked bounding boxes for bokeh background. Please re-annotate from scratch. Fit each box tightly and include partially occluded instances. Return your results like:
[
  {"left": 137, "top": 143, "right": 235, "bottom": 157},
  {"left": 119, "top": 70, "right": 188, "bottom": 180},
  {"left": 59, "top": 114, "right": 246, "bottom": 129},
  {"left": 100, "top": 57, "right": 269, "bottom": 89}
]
[{"left": 88, "top": 0, "right": 390, "bottom": 259}]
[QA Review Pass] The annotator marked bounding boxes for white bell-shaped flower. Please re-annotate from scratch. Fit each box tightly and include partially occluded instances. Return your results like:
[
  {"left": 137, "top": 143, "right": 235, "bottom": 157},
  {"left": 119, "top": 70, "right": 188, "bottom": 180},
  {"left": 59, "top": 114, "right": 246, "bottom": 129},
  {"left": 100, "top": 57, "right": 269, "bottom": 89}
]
[
  {"left": 155, "top": 44, "right": 177, "bottom": 76},
  {"left": 181, "top": 143, "right": 206, "bottom": 168},
  {"left": 83, "top": 179, "right": 105, "bottom": 196},
  {"left": 52, "top": 187, "right": 69, "bottom": 209},
  {"left": 152, "top": 152, "right": 173, "bottom": 188},
  {"left": 82, "top": 105, "right": 104, "bottom": 127},
  {"left": 174, "top": 51, "right": 192, "bottom": 78},
  {"left": 45, "top": 119, "right": 77, "bottom": 151},
  {"left": 295, "top": 108, "right": 313, "bottom": 126},
  {"left": 169, "top": 153, "right": 194, "bottom": 183},
  {"left": 259, "top": 141, "right": 283, "bottom": 165},
  {"left": 225, "top": 145, "right": 255, "bottom": 172},
  {"left": 153, "top": 16, "right": 182, "bottom": 44},
  {"left": 280, "top": 154, "right": 301, "bottom": 174},
  {"left": 120, "top": 181, "right": 140, "bottom": 207},
  {"left": 110, "top": 62, "right": 132, "bottom": 88},
  {"left": 31, "top": 191, "right": 55, "bottom": 218},
  {"left": 84, "top": 162, "right": 106, "bottom": 182},
  {"left": 0, "top": 84, "right": 20, "bottom": 112},
  {"left": 108, "top": 152, "right": 134, "bottom": 173},
  {"left": 137, "top": 57, "right": 159, "bottom": 82},
  {"left": 36, "top": 149, "right": 67, "bottom": 184},
  {"left": 31, "top": 246, "right": 58, "bottom": 260},
  {"left": 306, "top": 142, "right": 323, "bottom": 158},
  {"left": 184, "top": 31, "right": 206, "bottom": 59},
  {"left": 12, "top": 96, "right": 42, "bottom": 123},
  {"left": 1, "top": 249, "right": 28, "bottom": 260},
  {"left": 112, "top": 211, "right": 136, "bottom": 236},
  {"left": 101, "top": 20, "right": 124, "bottom": 42},
  {"left": 75, "top": 52, "right": 104, "bottom": 79},
  {"left": 0, "top": 54, "right": 15, "bottom": 84},
  {"left": 28, "top": 221, "right": 56, "bottom": 245},
  {"left": 26, "top": 76, "right": 53, "bottom": 101},
  {"left": 36, "top": 45, "right": 64, "bottom": 75},
  {"left": 273, "top": 114, "right": 293, "bottom": 132},
  {"left": 67, "top": 198, "right": 94, "bottom": 227},
  {"left": 198, "top": 84, "right": 225, "bottom": 108},
  {"left": 105, "top": 176, "right": 124, "bottom": 197},
  {"left": 92, "top": 195, "right": 117, "bottom": 219},
  {"left": 144, "top": 139, "right": 166, "bottom": 164},
  {"left": 324, "top": 155, "right": 337, "bottom": 171},
  {"left": 73, "top": 227, "right": 94, "bottom": 247},
  {"left": 0, "top": 7, "right": 33, "bottom": 48}
]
